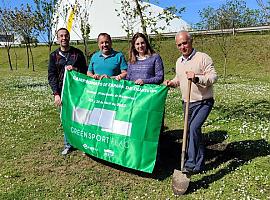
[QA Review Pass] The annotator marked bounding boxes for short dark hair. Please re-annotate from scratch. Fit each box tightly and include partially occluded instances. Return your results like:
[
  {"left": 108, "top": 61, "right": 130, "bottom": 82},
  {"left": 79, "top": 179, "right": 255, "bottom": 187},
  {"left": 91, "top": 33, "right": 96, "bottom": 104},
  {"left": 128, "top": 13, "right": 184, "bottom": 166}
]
[
  {"left": 97, "top": 33, "right": 112, "bottom": 42},
  {"left": 57, "top": 28, "right": 70, "bottom": 37}
]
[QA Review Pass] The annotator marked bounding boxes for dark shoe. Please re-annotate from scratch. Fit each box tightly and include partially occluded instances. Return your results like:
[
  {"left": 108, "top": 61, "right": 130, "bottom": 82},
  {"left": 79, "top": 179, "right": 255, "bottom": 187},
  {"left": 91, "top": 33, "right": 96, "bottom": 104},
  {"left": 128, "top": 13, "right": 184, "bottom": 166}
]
[
  {"left": 182, "top": 166, "right": 204, "bottom": 175},
  {"left": 193, "top": 168, "right": 205, "bottom": 174},
  {"left": 182, "top": 167, "right": 193, "bottom": 174}
]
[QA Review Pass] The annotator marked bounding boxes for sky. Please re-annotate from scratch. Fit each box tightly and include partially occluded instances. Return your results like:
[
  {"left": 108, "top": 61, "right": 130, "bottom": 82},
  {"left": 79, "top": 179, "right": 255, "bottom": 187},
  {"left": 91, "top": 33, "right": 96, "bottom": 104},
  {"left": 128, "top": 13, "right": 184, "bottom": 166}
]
[
  {"left": 0, "top": 0, "right": 261, "bottom": 26},
  {"left": 149, "top": 0, "right": 260, "bottom": 26}
]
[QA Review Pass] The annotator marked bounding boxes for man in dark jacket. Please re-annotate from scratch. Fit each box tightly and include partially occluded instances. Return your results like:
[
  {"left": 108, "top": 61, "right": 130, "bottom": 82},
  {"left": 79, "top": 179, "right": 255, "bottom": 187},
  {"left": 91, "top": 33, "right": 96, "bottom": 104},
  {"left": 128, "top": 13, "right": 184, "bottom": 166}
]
[{"left": 48, "top": 28, "right": 87, "bottom": 155}]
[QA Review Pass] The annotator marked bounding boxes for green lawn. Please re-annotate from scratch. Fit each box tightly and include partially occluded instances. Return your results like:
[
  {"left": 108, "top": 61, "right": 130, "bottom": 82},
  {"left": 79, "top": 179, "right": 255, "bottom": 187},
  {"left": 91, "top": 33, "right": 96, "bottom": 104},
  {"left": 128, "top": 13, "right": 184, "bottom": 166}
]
[{"left": 0, "top": 33, "right": 269, "bottom": 199}]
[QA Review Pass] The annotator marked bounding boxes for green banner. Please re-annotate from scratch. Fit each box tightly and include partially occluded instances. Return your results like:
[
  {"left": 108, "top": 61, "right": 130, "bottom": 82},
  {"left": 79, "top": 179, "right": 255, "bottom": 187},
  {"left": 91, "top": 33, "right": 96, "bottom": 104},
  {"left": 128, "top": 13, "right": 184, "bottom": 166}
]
[{"left": 61, "top": 70, "right": 168, "bottom": 173}]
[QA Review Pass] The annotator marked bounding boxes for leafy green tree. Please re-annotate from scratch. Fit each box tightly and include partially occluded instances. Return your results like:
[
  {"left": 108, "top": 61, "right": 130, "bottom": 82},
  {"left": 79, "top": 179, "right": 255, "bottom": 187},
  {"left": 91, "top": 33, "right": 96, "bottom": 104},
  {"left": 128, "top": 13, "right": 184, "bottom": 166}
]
[
  {"left": 256, "top": 0, "right": 270, "bottom": 24},
  {"left": 199, "top": 0, "right": 263, "bottom": 30},
  {"left": 198, "top": 0, "right": 263, "bottom": 78},
  {"left": 34, "top": 0, "right": 59, "bottom": 53}
]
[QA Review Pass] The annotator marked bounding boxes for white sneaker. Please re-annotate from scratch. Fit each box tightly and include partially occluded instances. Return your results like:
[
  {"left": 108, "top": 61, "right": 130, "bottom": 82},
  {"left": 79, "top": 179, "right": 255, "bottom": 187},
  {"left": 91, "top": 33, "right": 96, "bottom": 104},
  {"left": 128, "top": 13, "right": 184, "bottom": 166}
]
[{"left": 61, "top": 147, "right": 71, "bottom": 155}]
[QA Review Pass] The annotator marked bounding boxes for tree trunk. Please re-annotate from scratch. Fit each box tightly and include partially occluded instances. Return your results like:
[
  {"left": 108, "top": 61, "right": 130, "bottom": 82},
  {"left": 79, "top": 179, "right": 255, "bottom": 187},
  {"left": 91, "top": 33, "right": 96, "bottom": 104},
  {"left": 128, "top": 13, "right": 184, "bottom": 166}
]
[
  {"left": 48, "top": 42, "right": 53, "bottom": 55},
  {"left": 29, "top": 45, "right": 35, "bottom": 71},
  {"left": 223, "top": 54, "right": 227, "bottom": 79},
  {"left": 6, "top": 46, "right": 13, "bottom": 71},
  {"left": 13, "top": 47, "right": 18, "bottom": 70},
  {"left": 134, "top": 0, "right": 147, "bottom": 36},
  {"left": 26, "top": 43, "right": 30, "bottom": 69},
  {"left": 83, "top": 37, "right": 89, "bottom": 63}
]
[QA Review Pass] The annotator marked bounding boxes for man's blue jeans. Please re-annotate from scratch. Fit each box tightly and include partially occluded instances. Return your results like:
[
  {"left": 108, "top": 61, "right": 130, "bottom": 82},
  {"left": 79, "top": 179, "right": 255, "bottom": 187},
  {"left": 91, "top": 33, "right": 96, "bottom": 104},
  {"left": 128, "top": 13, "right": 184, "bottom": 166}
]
[
  {"left": 182, "top": 98, "right": 214, "bottom": 172},
  {"left": 58, "top": 108, "right": 72, "bottom": 150},
  {"left": 64, "top": 134, "right": 72, "bottom": 149}
]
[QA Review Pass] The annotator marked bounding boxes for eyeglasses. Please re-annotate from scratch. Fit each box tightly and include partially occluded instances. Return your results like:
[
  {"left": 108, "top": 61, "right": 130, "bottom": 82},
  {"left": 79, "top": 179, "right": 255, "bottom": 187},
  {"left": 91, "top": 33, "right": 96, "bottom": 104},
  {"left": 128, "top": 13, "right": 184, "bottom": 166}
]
[{"left": 176, "top": 41, "right": 188, "bottom": 47}]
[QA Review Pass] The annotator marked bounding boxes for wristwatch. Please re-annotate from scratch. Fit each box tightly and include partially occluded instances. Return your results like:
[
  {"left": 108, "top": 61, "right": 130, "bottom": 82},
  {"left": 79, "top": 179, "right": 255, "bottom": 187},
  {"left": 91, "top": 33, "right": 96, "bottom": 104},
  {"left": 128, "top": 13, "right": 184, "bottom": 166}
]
[{"left": 194, "top": 77, "right": 199, "bottom": 84}]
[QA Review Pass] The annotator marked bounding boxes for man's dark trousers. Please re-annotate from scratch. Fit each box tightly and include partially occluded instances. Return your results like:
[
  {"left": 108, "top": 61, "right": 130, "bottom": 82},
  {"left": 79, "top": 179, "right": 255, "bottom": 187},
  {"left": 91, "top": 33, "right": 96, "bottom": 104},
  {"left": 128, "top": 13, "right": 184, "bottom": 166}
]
[{"left": 182, "top": 98, "right": 214, "bottom": 172}]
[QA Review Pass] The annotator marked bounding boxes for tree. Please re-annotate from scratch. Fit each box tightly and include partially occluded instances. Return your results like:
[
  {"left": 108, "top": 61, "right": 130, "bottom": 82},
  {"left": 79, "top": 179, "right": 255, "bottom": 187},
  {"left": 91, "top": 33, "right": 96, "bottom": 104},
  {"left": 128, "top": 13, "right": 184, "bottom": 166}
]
[
  {"left": 198, "top": 0, "right": 263, "bottom": 78},
  {"left": 116, "top": 0, "right": 185, "bottom": 38},
  {"left": 256, "top": 0, "right": 270, "bottom": 24},
  {"left": 54, "top": 0, "right": 93, "bottom": 61},
  {"left": 0, "top": 7, "right": 15, "bottom": 70},
  {"left": 11, "top": 4, "right": 37, "bottom": 71},
  {"left": 115, "top": 0, "right": 137, "bottom": 45},
  {"left": 34, "top": 0, "right": 59, "bottom": 53},
  {"left": 199, "top": 0, "right": 263, "bottom": 30},
  {"left": 134, "top": 0, "right": 147, "bottom": 35},
  {"left": 74, "top": 0, "right": 93, "bottom": 62}
]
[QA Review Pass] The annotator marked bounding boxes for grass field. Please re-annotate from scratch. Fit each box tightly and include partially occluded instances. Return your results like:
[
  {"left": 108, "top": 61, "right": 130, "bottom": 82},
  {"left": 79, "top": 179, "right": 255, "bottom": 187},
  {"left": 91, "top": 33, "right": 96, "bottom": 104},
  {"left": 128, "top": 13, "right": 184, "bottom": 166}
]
[{"left": 0, "top": 33, "right": 269, "bottom": 199}]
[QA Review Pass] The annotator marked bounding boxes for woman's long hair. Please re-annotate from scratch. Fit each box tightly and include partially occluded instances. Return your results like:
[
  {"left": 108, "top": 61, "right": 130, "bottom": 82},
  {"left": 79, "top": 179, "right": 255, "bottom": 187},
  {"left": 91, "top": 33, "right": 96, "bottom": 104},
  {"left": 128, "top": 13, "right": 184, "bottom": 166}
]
[{"left": 128, "top": 33, "right": 155, "bottom": 64}]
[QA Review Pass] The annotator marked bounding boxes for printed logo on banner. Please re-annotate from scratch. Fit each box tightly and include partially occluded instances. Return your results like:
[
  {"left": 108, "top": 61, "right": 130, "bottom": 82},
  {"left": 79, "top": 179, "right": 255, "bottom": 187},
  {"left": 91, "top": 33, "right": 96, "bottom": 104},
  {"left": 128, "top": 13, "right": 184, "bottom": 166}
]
[{"left": 72, "top": 107, "right": 132, "bottom": 136}]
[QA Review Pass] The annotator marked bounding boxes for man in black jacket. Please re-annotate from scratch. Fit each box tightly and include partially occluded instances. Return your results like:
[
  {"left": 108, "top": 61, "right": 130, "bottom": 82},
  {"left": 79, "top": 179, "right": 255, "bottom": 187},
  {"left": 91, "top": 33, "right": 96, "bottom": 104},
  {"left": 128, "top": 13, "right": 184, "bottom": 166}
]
[{"left": 48, "top": 28, "right": 87, "bottom": 155}]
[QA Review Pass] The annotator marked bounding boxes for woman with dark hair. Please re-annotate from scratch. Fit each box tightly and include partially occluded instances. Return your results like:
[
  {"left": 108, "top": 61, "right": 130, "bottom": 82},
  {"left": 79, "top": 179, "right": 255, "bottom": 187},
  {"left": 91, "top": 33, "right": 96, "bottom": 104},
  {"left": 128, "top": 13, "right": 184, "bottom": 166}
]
[{"left": 126, "top": 32, "right": 164, "bottom": 85}]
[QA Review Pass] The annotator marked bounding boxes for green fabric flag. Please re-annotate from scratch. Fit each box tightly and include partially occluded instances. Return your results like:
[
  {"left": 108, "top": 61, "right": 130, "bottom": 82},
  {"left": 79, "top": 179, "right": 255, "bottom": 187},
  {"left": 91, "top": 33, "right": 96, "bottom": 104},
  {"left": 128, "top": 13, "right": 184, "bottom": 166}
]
[{"left": 61, "top": 70, "right": 168, "bottom": 173}]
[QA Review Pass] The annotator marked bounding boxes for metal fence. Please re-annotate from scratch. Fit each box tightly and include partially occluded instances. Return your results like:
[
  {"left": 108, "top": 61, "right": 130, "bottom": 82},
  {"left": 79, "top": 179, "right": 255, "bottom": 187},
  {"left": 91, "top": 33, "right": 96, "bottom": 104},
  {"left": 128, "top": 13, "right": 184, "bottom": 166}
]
[
  {"left": 1, "top": 25, "right": 270, "bottom": 47},
  {"left": 148, "top": 25, "right": 270, "bottom": 38}
]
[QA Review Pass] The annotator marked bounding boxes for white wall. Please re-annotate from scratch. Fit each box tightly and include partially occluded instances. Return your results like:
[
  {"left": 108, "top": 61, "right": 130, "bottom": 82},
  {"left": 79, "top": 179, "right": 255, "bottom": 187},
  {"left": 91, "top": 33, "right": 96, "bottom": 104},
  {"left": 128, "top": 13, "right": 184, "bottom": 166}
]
[{"left": 53, "top": 0, "right": 190, "bottom": 41}]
